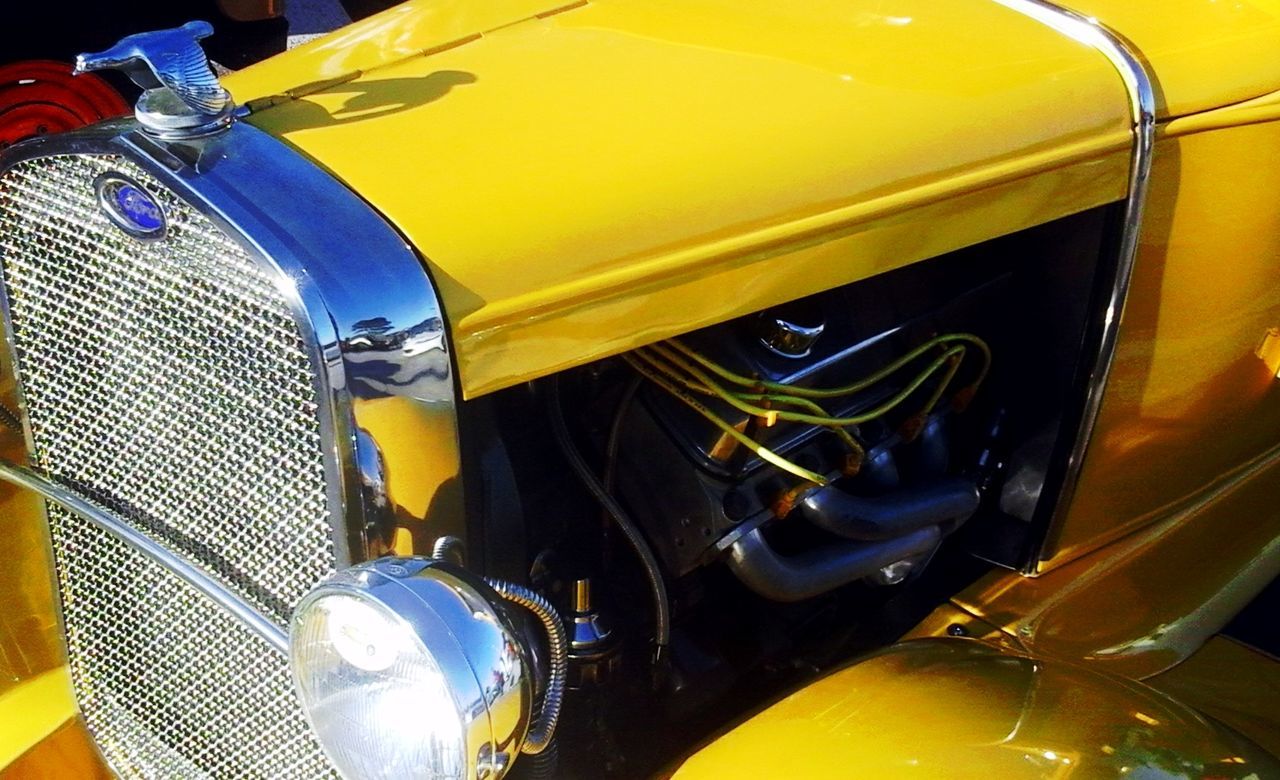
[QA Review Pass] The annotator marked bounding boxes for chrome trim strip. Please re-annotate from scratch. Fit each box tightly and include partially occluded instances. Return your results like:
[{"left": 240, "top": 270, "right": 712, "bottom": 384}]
[
  {"left": 0, "top": 461, "right": 289, "bottom": 653},
  {"left": 126, "top": 125, "right": 467, "bottom": 560},
  {"left": 0, "top": 126, "right": 356, "bottom": 574},
  {"left": 991, "top": 0, "right": 1157, "bottom": 557}
]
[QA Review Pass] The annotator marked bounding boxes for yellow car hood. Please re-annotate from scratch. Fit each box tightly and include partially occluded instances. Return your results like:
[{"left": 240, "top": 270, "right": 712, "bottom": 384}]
[{"left": 227, "top": 0, "right": 1138, "bottom": 398}]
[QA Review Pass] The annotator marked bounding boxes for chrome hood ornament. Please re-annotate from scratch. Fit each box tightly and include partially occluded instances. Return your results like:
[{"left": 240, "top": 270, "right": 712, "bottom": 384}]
[{"left": 74, "top": 21, "right": 234, "bottom": 138}]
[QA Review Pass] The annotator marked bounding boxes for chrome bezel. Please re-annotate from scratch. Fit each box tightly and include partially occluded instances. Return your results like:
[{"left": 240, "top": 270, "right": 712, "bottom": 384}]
[
  {"left": 991, "top": 0, "right": 1156, "bottom": 566},
  {"left": 0, "top": 119, "right": 464, "bottom": 634},
  {"left": 291, "top": 558, "right": 533, "bottom": 780}
]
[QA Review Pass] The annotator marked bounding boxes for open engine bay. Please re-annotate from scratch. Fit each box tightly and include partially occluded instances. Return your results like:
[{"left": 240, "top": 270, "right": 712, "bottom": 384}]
[{"left": 454, "top": 205, "right": 1115, "bottom": 777}]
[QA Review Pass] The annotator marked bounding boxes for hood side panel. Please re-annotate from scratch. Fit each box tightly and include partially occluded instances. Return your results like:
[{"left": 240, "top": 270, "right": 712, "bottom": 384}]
[{"left": 238, "top": 0, "right": 1133, "bottom": 397}]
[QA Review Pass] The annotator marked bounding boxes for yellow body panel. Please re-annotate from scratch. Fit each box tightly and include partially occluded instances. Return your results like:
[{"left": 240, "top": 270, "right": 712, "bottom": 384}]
[
  {"left": 929, "top": 145, "right": 1280, "bottom": 677},
  {"left": 1146, "top": 636, "right": 1280, "bottom": 758},
  {"left": 230, "top": 0, "right": 1133, "bottom": 398},
  {"left": 950, "top": 442, "right": 1280, "bottom": 679},
  {"left": 945, "top": 160, "right": 1280, "bottom": 680},
  {"left": 1, "top": 718, "right": 111, "bottom": 779},
  {"left": 225, "top": 0, "right": 583, "bottom": 104},
  {"left": 1041, "top": 108, "right": 1280, "bottom": 570},
  {"left": 673, "top": 639, "right": 1279, "bottom": 779},
  {"left": 1160, "top": 88, "right": 1280, "bottom": 138},
  {"left": 0, "top": 486, "right": 62, "bottom": 696},
  {"left": 1062, "top": 0, "right": 1280, "bottom": 119},
  {"left": 0, "top": 668, "right": 75, "bottom": 772},
  {"left": 228, "top": 0, "right": 1280, "bottom": 125}
]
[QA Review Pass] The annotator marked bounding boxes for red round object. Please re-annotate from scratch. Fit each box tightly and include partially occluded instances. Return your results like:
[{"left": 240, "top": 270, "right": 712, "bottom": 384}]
[{"left": 0, "top": 60, "right": 130, "bottom": 149}]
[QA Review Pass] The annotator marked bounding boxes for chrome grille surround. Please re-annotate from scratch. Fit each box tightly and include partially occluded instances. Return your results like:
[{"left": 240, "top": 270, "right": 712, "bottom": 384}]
[
  {"left": 0, "top": 146, "right": 342, "bottom": 778},
  {"left": 0, "top": 123, "right": 465, "bottom": 777}
]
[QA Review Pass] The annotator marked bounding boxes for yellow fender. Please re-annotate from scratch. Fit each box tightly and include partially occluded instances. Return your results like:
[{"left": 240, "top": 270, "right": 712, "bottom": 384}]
[{"left": 673, "top": 638, "right": 1278, "bottom": 778}]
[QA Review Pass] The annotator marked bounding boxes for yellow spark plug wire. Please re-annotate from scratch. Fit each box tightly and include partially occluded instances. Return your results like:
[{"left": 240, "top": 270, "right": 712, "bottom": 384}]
[
  {"left": 631, "top": 347, "right": 865, "bottom": 471},
  {"left": 667, "top": 332, "right": 991, "bottom": 401},
  {"left": 621, "top": 354, "right": 829, "bottom": 485},
  {"left": 622, "top": 331, "right": 991, "bottom": 486},
  {"left": 640, "top": 341, "right": 968, "bottom": 428}
]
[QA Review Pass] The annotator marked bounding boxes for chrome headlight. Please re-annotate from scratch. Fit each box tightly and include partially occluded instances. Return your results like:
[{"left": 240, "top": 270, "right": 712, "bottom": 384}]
[{"left": 290, "top": 558, "right": 533, "bottom": 780}]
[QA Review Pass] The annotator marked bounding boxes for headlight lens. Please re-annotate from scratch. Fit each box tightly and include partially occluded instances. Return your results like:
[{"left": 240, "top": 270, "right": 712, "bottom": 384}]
[
  {"left": 290, "top": 559, "right": 532, "bottom": 780},
  {"left": 291, "top": 593, "right": 465, "bottom": 777}
]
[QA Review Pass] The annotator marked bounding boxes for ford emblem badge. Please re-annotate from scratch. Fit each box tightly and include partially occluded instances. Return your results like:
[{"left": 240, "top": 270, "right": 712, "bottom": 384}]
[{"left": 95, "top": 173, "right": 167, "bottom": 240}]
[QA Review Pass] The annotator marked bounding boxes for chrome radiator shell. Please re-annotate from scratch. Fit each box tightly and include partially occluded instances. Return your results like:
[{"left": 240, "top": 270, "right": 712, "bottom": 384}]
[
  {"left": 0, "top": 123, "right": 464, "bottom": 777},
  {"left": 0, "top": 152, "right": 338, "bottom": 624}
]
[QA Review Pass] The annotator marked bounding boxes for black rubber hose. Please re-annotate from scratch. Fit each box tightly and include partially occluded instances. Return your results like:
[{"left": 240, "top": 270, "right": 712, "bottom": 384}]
[
  {"left": 547, "top": 377, "right": 672, "bottom": 656},
  {"left": 599, "top": 377, "right": 641, "bottom": 569},
  {"left": 603, "top": 377, "right": 641, "bottom": 505},
  {"left": 799, "top": 478, "right": 980, "bottom": 541},
  {"left": 727, "top": 525, "right": 941, "bottom": 602}
]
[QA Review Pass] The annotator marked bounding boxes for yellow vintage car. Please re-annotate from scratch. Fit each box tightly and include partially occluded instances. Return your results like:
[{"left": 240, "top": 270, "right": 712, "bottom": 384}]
[{"left": 1, "top": 0, "right": 1278, "bottom": 778}]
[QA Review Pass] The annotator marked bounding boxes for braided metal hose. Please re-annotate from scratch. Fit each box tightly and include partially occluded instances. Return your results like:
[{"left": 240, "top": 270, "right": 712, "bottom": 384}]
[
  {"left": 484, "top": 578, "right": 568, "bottom": 755},
  {"left": 431, "top": 535, "right": 567, "bottom": 754}
]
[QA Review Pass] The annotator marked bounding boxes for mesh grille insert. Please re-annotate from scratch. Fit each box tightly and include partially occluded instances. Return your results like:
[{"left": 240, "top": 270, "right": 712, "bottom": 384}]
[
  {"left": 0, "top": 153, "right": 342, "bottom": 778},
  {"left": 52, "top": 507, "right": 336, "bottom": 779}
]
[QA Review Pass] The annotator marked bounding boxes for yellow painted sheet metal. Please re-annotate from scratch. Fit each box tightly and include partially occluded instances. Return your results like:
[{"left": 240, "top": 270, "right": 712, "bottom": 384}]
[
  {"left": 0, "top": 718, "right": 111, "bottom": 779},
  {"left": 1063, "top": 0, "right": 1280, "bottom": 119},
  {"left": 0, "top": 667, "right": 76, "bottom": 773},
  {"left": 904, "top": 602, "right": 1026, "bottom": 650},
  {"left": 673, "top": 639, "right": 1280, "bottom": 779},
  {"left": 1043, "top": 116, "right": 1280, "bottom": 569},
  {"left": 953, "top": 441, "right": 1280, "bottom": 680},
  {"left": 232, "top": 0, "right": 1133, "bottom": 398},
  {"left": 1161, "top": 88, "right": 1280, "bottom": 139},
  {"left": 224, "top": 0, "right": 582, "bottom": 104},
  {"left": 1147, "top": 636, "right": 1280, "bottom": 758},
  {"left": 0, "top": 484, "right": 63, "bottom": 696}
]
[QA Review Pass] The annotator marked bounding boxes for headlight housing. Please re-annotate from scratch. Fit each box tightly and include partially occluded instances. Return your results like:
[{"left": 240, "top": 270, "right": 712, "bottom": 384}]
[{"left": 290, "top": 558, "right": 532, "bottom": 780}]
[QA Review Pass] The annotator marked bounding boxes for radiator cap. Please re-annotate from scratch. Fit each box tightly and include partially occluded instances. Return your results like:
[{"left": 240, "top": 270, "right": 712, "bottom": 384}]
[{"left": 73, "top": 21, "right": 235, "bottom": 139}]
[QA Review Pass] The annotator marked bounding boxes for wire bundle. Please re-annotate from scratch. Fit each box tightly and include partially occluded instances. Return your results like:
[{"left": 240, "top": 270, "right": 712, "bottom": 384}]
[{"left": 623, "top": 333, "right": 991, "bottom": 486}]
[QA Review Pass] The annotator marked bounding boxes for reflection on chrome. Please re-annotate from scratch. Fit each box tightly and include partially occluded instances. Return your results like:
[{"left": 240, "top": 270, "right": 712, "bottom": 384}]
[{"left": 290, "top": 558, "right": 538, "bottom": 780}]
